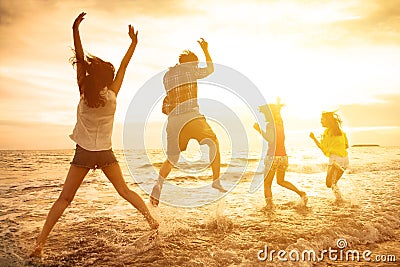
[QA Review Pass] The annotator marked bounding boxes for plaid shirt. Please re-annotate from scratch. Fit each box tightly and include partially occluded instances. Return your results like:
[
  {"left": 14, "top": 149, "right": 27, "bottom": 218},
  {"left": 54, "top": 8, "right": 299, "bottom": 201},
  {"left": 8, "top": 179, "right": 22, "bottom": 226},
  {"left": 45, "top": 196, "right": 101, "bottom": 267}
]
[{"left": 162, "top": 63, "right": 213, "bottom": 116}]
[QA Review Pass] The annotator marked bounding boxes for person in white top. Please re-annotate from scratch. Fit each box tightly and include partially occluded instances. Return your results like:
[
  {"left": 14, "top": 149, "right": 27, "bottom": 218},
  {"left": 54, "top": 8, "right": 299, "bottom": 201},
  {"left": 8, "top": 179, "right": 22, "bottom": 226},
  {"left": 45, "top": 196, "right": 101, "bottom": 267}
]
[{"left": 30, "top": 12, "right": 158, "bottom": 257}]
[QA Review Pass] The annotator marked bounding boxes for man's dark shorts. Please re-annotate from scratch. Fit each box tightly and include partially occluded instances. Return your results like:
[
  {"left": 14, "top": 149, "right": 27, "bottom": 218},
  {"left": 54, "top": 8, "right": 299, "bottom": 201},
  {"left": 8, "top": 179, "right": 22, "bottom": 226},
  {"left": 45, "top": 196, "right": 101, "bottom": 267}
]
[{"left": 167, "top": 111, "right": 218, "bottom": 157}]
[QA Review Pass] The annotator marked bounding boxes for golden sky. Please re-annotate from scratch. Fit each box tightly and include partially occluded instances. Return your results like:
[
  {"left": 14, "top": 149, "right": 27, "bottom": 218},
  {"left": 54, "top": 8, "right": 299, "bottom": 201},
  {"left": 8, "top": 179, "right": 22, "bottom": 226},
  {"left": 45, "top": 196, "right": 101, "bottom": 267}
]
[{"left": 1, "top": 0, "right": 400, "bottom": 149}]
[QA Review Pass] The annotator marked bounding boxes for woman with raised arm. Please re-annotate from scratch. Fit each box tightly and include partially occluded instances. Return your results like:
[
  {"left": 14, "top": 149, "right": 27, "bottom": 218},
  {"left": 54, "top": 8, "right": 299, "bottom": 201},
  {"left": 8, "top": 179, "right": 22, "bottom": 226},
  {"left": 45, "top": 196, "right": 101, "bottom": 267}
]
[
  {"left": 309, "top": 111, "right": 349, "bottom": 201},
  {"left": 30, "top": 12, "right": 158, "bottom": 257},
  {"left": 254, "top": 100, "right": 307, "bottom": 210}
]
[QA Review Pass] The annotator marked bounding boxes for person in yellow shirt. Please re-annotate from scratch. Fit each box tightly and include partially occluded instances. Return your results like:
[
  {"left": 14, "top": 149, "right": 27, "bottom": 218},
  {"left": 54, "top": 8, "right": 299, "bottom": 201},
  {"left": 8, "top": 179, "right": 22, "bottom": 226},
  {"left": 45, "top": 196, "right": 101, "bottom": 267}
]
[{"left": 309, "top": 111, "right": 349, "bottom": 200}]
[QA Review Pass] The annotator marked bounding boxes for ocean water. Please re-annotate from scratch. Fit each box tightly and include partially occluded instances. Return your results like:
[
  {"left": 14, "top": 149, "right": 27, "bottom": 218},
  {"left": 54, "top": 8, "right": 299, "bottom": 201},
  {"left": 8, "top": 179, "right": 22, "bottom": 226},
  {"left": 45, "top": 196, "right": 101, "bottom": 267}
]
[{"left": 0, "top": 146, "right": 399, "bottom": 266}]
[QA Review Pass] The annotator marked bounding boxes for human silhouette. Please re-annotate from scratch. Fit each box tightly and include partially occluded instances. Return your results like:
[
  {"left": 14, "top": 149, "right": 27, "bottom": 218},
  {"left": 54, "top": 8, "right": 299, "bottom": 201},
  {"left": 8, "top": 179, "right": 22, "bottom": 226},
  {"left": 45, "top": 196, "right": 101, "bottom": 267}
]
[
  {"left": 254, "top": 100, "right": 307, "bottom": 209},
  {"left": 150, "top": 38, "right": 226, "bottom": 207},
  {"left": 310, "top": 111, "right": 349, "bottom": 201},
  {"left": 30, "top": 12, "right": 158, "bottom": 257}
]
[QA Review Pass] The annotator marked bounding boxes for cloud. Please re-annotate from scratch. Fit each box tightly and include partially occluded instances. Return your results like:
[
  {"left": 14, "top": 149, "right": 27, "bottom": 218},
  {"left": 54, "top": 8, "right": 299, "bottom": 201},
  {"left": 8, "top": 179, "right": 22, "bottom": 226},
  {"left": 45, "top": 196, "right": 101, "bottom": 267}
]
[
  {"left": 0, "top": 1, "right": 57, "bottom": 26},
  {"left": 0, "top": 0, "right": 194, "bottom": 25},
  {"left": 0, "top": 0, "right": 201, "bottom": 69},
  {"left": 320, "top": 0, "right": 400, "bottom": 46},
  {"left": 348, "top": 0, "right": 400, "bottom": 24},
  {"left": 85, "top": 0, "right": 199, "bottom": 18},
  {"left": 230, "top": 0, "right": 400, "bottom": 48},
  {"left": 339, "top": 94, "right": 400, "bottom": 127},
  {"left": 0, "top": 72, "right": 77, "bottom": 124},
  {"left": 1, "top": 0, "right": 400, "bottom": 149}
]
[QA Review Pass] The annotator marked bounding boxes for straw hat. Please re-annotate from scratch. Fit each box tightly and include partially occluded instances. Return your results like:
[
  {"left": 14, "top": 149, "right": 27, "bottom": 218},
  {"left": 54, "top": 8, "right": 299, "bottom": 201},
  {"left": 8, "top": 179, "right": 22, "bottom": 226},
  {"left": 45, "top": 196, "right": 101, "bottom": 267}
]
[
  {"left": 258, "top": 98, "right": 285, "bottom": 122},
  {"left": 258, "top": 98, "right": 285, "bottom": 114}
]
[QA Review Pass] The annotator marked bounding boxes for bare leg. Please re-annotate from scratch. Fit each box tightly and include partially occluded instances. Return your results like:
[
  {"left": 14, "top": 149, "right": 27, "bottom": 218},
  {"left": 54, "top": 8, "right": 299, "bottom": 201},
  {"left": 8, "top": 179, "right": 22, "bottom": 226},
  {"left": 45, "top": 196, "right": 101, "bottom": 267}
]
[
  {"left": 30, "top": 165, "right": 89, "bottom": 257},
  {"left": 150, "top": 157, "right": 175, "bottom": 206},
  {"left": 327, "top": 165, "right": 344, "bottom": 201},
  {"left": 325, "top": 167, "right": 334, "bottom": 188},
  {"left": 276, "top": 169, "right": 307, "bottom": 205},
  {"left": 202, "top": 138, "right": 226, "bottom": 192},
  {"left": 332, "top": 163, "right": 344, "bottom": 185},
  {"left": 208, "top": 139, "right": 220, "bottom": 181},
  {"left": 264, "top": 170, "right": 275, "bottom": 207},
  {"left": 159, "top": 158, "right": 174, "bottom": 181},
  {"left": 326, "top": 165, "right": 344, "bottom": 188},
  {"left": 276, "top": 170, "right": 304, "bottom": 196},
  {"left": 102, "top": 163, "right": 159, "bottom": 229}
]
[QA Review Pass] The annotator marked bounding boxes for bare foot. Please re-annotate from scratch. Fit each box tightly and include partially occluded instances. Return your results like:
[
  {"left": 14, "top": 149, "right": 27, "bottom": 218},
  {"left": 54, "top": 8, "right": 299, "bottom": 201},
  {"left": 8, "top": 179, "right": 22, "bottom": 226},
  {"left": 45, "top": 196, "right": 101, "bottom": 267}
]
[
  {"left": 29, "top": 244, "right": 43, "bottom": 258},
  {"left": 150, "top": 184, "right": 161, "bottom": 207},
  {"left": 150, "top": 196, "right": 159, "bottom": 207},
  {"left": 331, "top": 184, "right": 343, "bottom": 202},
  {"left": 149, "top": 218, "right": 159, "bottom": 230},
  {"left": 212, "top": 180, "right": 227, "bottom": 193},
  {"left": 300, "top": 191, "right": 308, "bottom": 206},
  {"left": 265, "top": 198, "right": 274, "bottom": 210},
  {"left": 144, "top": 213, "right": 159, "bottom": 229}
]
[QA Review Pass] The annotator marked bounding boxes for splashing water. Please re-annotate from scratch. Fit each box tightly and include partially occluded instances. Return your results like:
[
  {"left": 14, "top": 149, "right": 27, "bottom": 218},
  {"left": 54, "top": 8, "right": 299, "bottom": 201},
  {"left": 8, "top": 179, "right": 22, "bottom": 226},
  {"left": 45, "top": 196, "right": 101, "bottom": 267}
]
[{"left": 0, "top": 146, "right": 399, "bottom": 266}]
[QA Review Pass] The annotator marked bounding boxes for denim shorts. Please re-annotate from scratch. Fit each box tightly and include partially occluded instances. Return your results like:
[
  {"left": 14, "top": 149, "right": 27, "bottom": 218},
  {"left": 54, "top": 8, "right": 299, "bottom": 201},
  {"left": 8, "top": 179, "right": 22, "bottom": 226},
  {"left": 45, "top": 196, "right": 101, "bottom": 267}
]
[
  {"left": 70, "top": 144, "right": 118, "bottom": 170},
  {"left": 264, "top": 155, "right": 288, "bottom": 174}
]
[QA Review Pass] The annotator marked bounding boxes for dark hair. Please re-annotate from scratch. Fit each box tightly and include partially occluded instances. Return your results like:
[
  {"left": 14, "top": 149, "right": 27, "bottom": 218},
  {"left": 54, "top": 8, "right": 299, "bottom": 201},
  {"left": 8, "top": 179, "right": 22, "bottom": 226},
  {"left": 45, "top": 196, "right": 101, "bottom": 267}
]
[
  {"left": 322, "top": 112, "right": 343, "bottom": 136},
  {"left": 70, "top": 51, "right": 115, "bottom": 108},
  {"left": 179, "top": 50, "right": 198, "bottom": 64}
]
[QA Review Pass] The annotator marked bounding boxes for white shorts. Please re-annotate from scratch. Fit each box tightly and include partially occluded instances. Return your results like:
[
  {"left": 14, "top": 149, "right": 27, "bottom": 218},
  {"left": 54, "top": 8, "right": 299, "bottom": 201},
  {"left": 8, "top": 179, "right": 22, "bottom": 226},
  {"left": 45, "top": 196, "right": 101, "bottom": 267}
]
[{"left": 329, "top": 154, "right": 349, "bottom": 169}]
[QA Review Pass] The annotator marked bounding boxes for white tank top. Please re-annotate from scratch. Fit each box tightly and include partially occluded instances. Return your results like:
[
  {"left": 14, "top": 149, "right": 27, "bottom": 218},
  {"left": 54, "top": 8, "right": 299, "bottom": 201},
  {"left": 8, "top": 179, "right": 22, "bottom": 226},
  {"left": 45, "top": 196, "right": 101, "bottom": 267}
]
[{"left": 69, "top": 89, "right": 116, "bottom": 151}]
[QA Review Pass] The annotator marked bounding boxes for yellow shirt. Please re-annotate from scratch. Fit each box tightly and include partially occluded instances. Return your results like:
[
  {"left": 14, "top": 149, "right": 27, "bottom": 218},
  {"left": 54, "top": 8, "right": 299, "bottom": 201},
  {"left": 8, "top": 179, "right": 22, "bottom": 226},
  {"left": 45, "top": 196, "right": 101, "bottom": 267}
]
[{"left": 320, "top": 129, "right": 348, "bottom": 157}]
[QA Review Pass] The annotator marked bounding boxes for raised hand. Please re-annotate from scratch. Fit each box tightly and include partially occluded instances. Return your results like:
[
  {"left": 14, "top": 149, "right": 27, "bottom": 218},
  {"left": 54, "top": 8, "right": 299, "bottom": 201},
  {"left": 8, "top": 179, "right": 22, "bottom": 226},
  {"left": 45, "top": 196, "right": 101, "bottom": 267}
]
[
  {"left": 309, "top": 132, "right": 316, "bottom": 139},
  {"left": 197, "top": 37, "right": 208, "bottom": 51},
  {"left": 128, "top": 25, "right": 138, "bottom": 45},
  {"left": 253, "top": 123, "right": 261, "bottom": 133},
  {"left": 73, "top": 12, "right": 86, "bottom": 29},
  {"left": 110, "top": 24, "right": 139, "bottom": 96}
]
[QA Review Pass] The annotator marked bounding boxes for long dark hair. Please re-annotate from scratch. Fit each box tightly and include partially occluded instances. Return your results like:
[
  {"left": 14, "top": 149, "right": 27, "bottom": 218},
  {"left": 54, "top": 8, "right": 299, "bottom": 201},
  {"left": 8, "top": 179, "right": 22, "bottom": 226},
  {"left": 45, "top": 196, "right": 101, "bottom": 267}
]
[
  {"left": 322, "top": 112, "right": 343, "bottom": 136},
  {"left": 70, "top": 51, "right": 115, "bottom": 108}
]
